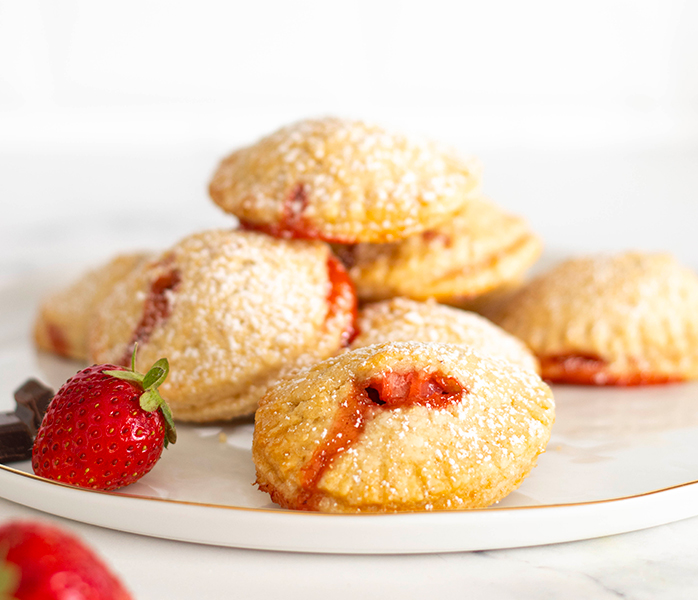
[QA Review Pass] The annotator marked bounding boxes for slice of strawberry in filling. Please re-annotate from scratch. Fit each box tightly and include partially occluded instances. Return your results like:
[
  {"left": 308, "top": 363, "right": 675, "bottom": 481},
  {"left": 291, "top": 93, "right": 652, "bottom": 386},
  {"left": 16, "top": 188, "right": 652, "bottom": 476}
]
[{"left": 364, "top": 370, "right": 465, "bottom": 410}]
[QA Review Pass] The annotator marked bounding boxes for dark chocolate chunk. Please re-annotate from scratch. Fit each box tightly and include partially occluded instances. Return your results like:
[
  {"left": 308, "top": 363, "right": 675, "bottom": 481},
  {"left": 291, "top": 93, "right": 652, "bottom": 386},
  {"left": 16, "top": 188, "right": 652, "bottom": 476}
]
[
  {"left": 14, "top": 379, "right": 54, "bottom": 435},
  {"left": 0, "top": 413, "right": 33, "bottom": 463}
]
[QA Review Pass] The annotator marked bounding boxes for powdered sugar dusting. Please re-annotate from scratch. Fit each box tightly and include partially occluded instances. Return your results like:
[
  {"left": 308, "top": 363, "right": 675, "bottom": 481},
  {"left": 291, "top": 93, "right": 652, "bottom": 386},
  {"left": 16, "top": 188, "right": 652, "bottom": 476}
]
[
  {"left": 209, "top": 117, "right": 483, "bottom": 243},
  {"left": 253, "top": 341, "right": 555, "bottom": 512},
  {"left": 90, "top": 230, "right": 355, "bottom": 421},
  {"left": 334, "top": 196, "right": 542, "bottom": 302},
  {"left": 490, "top": 252, "right": 698, "bottom": 379},
  {"left": 35, "top": 252, "right": 150, "bottom": 360},
  {"left": 351, "top": 297, "right": 539, "bottom": 373}
]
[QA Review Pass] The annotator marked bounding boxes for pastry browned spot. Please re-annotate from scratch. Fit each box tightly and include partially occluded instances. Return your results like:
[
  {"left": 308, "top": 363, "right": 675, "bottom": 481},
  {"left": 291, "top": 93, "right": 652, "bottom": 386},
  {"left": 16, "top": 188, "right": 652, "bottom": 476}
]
[{"left": 253, "top": 341, "right": 554, "bottom": 512}]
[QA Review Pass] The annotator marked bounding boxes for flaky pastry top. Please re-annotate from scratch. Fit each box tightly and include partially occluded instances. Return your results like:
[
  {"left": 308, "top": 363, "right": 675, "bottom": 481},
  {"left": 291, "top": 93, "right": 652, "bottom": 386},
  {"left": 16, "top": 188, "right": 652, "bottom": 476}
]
[{"left": 209, "top": 117, "right": 482, "bottom": 243}]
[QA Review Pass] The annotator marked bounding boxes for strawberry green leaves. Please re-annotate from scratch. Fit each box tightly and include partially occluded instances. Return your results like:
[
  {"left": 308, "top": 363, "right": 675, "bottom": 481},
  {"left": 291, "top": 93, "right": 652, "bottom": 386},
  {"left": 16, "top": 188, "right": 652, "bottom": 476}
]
[{"left": 104, "top": 346, "right": 177, "bottom": 447}]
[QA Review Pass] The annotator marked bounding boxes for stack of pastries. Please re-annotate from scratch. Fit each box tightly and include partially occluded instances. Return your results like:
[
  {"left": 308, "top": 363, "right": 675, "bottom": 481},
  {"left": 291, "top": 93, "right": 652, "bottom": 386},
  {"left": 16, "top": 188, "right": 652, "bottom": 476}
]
[{"left": 33, "top": 117, "right": 698, "bottom": 512}]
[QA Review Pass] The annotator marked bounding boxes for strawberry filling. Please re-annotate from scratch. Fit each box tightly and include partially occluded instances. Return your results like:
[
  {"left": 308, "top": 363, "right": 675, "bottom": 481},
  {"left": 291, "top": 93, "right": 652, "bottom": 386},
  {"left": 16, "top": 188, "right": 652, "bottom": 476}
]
[
  {"left": 239, "top": 182, "right": 354, "bottom": 243},
  {"left": 295, "top": 370, "right": 464, "bottom": 510},
  {"left": 421, "top": 230, "right": 452, "bottom": 246},
  {"left": 540, "top": 353, "right": 682, "bottom": 386},
  {"left": 326, "top": 255, "right": 358, "bottom": 347},
  {"left": 363, "top": 370, "right": 464, "bottom": 410},
  {"left": 119, "top": 267, "right": 181, "bottom": 366},
  {"left": 47, "top": 323, "right": 69, "bottom": 357}
]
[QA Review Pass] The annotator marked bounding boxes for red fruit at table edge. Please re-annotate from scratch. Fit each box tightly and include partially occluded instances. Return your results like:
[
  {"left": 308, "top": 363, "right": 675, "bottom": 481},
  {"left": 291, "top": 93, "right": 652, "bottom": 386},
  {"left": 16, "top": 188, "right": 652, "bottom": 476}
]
[
  {"left": 31, "top": 348, "right": 177, "bottom": 491},
  {"left": 0, "top": 520, "right": 132, "bottom": 600}
]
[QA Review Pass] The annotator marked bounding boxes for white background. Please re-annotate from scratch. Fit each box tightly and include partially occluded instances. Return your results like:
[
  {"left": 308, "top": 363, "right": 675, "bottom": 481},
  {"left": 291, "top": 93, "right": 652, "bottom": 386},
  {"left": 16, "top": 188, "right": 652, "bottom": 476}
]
[
  {"left": 2, "top": 0, "right": 698, "bottom": 257},
  {"left": 2, "top": 2, "right": 698, "bottom": 599},
  {"left": 1, "top": 0, "right": 698, "bottom": 268},
  {"left": 2, "top": 0, "right": 698, "bottom": 148}
]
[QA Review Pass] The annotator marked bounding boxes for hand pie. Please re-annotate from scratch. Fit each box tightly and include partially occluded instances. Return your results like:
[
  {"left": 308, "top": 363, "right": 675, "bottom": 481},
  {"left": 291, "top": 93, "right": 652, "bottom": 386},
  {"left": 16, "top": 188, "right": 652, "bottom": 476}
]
[
  {"left": 209, "top": 117, "right": 482, "bottom": 243},
  {"left": 253, "top": 341, "right": 554, "bottom": 512},
  {"left": 34, "top": 252, "right": 150, "bottom": 361},
  {"left": 333, "top": 197, "right": 541, "bottom": 303},
  {"left": 89, "top": 230, "right": 357, "bottom": 421},
  {"left": 488, "top": 252, "right": 698, "bottom": 384},
  {"left": 351, "top": 297, "right": 539, "bottom": 373}
]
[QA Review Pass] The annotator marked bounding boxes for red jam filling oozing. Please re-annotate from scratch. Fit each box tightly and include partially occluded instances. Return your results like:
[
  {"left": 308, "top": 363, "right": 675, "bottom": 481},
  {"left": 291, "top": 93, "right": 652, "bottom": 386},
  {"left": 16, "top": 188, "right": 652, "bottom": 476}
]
[
  {"left": 47, "top": 323, "right": 69, "bottom": 357},
  {"left": 421, "top": 230, "right": 452, "bottom": 247},
  {"left": 295, "top": 370, "right": 464, "bottom": 510},
  {"left": 541, "top": 354, "right": 682, "bottom": 386},
  {"left": 363, "top": 371, "right": 465, "bottom": 410},
  {"left": 326, "top": 255, "right": 358, "bottom": 346},
  {"left": 239, "top": 183, "right": 354, "bottom": 243},
  {"left": 119, "top": 267, "right": 181, "bottom": 366}
]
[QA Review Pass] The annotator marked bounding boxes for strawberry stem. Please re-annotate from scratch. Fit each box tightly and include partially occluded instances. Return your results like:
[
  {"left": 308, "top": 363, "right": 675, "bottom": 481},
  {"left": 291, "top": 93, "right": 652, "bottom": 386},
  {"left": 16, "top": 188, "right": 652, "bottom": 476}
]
[{"left": 104, "top": 347, "right": 177, "bottom": 448}]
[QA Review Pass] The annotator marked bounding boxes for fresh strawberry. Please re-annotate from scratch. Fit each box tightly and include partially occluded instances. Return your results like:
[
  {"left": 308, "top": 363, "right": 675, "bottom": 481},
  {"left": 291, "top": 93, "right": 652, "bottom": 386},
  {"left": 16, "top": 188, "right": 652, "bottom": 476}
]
[
  {"left": 31, "top": 349, "right": 176, "bottom": 491},
  {"left": 0, "top": 520, "right": 132, "bottom": 600}
]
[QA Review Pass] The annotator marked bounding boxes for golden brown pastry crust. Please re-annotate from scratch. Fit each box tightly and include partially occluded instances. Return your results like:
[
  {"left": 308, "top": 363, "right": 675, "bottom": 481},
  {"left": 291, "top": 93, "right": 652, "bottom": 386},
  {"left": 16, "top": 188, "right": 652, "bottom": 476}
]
[
  {"left": 334, "top": 197, "right": 542, "bottom": 303},
  {"left": 253, "top": 341, "right": 554, "bottom": 512},
  {"left": 351, "top": 297, "right": 539, "bottom": 373},
  {"left": 209, "top": 117, "right": 482, "bottom": 243},
  {"left": 89, "top": 230, "right": 357, "bottom": 421},
  {"left": 488, "top": 252, "right": 698, "bottom": 384},
  {"left": 34, "top": 253, "right": 150, "bottom": 361}
]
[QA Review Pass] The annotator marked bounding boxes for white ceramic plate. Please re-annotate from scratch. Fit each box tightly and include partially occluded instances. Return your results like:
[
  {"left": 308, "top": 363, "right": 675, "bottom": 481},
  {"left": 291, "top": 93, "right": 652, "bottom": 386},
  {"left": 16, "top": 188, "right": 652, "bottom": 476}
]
[{"left": 2, "top": 270, "right": 698, "bottom": 554}]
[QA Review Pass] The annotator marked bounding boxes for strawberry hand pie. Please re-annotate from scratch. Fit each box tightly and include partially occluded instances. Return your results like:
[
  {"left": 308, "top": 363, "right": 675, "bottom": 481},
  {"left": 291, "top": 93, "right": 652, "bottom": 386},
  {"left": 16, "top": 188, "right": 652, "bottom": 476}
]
[
  {"left": 253, "top": 341, "right": 554, "bottom": 512},
  {"left": 333, "top": 197, "right": 542, "bottom": 304},
  {"left": 488, "top": 252, "right": 698, "bottom": 385},
  {"left": 351, "top": 297, "right": 539, "bottom": 373},
  {"left": 209, "top": 117, "right": 482, "bottom": 243},
  {"left": 34, "top": 252, "right": 150, "bottom": 361},
  {"left": 88, "top": 230, "right": 357, "bottom": 421}
]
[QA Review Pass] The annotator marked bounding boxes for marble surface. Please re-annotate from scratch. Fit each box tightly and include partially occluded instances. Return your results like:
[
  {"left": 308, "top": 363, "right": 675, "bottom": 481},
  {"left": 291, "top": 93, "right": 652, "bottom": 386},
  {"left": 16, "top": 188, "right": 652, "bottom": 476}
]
[
  {"left": 1, "top": 143, "right": 698, "bottom": 598},
  {"left": 1, "top": 496, "right": 698, "bottom": 599}
]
